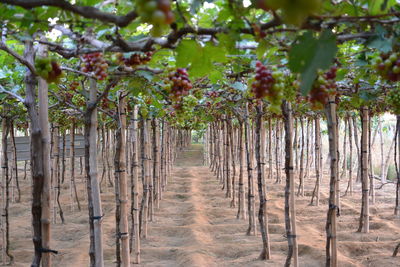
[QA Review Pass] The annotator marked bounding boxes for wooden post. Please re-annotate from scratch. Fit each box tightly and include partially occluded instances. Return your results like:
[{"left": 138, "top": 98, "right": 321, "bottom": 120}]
[
  {"left": 297, "top": 118, "right": 305, "bottom": 196},
  {"left": 52, "top": 124, "right": 59, "bottom": 224},
  {"left": 130, "top": 105, "right": 140, "bottom": 263},
  {"left": 38, "top": 40, "right": 52, "bottom": 267},
  {"left": 282, "top": 101, "right": 298, "bottom": 267},
  {"left": 140, "top": 117, "right": 150, "bottom": 239},
  {"left": 152, "top": 119, "right": 160, "bottom": 209},
  {"left": 311, "top": 116, "right": 321, "bottom": 206},
  {"left": 1, "top": 118, "right": 13, "bottom": 264},
  {"left": 114, "top": 93, "right": 130, "bottom": 266},
  {"left": 348, "top": 113, "right": 354, "bottom": 196},
  {"left": 255, "top": 102, "right": 270, "bottom": 260},
  {"left": 324, "top": 96, "right": 339, "bottom": 267},
  {"left": 237, "top": 121, "right": 246, "bottom": 219},
  {"left": 244, "top": 104, "right": 256, "bottom": 236},
  {"left": 85, "top": 78, "right": 104, "bottom": 267},
  {"left": 358, "top": 106, "right": 369, "bottom": 233},
  {"left": 395, "top": 116, "right": 400, "bottom": 216},
  {"left": 275, "top": 121, "right": 282, "bottom": 184}
]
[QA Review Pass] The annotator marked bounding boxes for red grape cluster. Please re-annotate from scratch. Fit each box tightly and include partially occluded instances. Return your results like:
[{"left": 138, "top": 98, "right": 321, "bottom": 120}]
[
  {"left": 117, "top": 52, "right": 153, "bottom": 67},
  {"left": 373, "top": 52, "right": 400, "bottom": 82},
  {"left": 252, "top": 62, "right": 276, "bottom": 99},
  {"left": 165, "top": 68, "right": 192, "bottom": 102},
  {"left": 308, "top": 66, "right": 337, "bottom": 109},
  {"left": 251, "top": 62, "right": 285, "bottom": 113},
  {"left": 81, "top": 53, "right": 108, "bottom": 80}
]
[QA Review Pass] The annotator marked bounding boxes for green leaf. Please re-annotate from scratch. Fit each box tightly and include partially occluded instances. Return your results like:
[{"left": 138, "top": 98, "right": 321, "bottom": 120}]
[
  {"left": 189, "top": 50, "right": 213, "bottom": 78},
  {"left": 256, "top": 40, "right": 268, "bottom": 60},
  {"left": 209, "top": 70, "right": 223, "bottom": 83},
  {"left": 369, "top": 0, "right": 397, "bottom": 15},
  {"left": 175, "top": 40, "right": 201, "bottom": 68},
  {"left": 288, "top": 30, "right": 337, "bottom": 95},
  {"left": 0, "top": 93, "right": 7, "bottom": 101},
  {"left": 216, "top": 33, "right": 238, "bottom": 54},
  {"left": 136, "top": 70, "right": 154, "bottom": 81},
  {"left": 204, "top": 43, "right": 227, "bottom": 63},
  {"left": 367, "top": 37, "right": 392, "bottom": 53}
]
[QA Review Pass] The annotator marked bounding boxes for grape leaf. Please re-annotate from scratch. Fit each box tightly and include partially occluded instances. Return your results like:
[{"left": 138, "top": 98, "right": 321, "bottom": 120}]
[
  {"left": 288, "top": 30, "right": 337, "bottom": 95},
  {"left": 369, "top": 0, "right": 397, "bottom": 15},
  {"left": 176, "top": 40, "right": 201, "bottom": 68}
]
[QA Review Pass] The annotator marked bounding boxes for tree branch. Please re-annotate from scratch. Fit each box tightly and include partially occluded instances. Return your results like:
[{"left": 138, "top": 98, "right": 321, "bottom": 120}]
[
  {"left": 0, "top": 42, "right": 37, "bottom": 75},
  {"left": 0, "top": 0, "right": 138, "bottom": 27},
  {"left": 0, "top": 84, "right": 25, "bottom": 103},
  {"left": 61, "top": 66, "right": 97, "bottom": 79}
]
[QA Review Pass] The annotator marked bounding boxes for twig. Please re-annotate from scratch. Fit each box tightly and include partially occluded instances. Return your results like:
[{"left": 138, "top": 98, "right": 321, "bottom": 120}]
[{"left": 61, "top": 66, "right": 97, "bottom": 79}]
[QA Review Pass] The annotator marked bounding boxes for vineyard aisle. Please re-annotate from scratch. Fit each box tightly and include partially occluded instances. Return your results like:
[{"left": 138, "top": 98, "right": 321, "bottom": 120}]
[{"left": 139, "top": 144, "right": 278, "bottom": 267}]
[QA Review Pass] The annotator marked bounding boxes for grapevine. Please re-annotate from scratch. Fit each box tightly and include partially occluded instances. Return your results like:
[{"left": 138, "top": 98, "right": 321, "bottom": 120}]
[{"left": 81, "top": 53, "right": 108, "bottom": 80}]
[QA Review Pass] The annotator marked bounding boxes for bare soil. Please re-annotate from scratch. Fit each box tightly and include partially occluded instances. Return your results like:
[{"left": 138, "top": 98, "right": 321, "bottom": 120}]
[{"left": 7, "top": 144, "right": 400, "bottom": 266}]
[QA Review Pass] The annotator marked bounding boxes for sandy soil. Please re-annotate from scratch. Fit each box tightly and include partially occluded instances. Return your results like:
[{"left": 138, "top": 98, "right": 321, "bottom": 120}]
[{"left": 6, "top": 144, "right": 400, "bottom": 266}]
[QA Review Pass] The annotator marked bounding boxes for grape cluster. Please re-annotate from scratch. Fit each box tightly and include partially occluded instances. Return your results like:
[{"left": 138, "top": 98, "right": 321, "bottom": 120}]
[
  {"left": 386, "top": 88, "right": 400, "bottom": 114},
  {"left": 72, "top": 94, "right": 85, "bottom": 107},
  {"left": 205, "top": 91, "right": 219, "bottom": 98},
  {"left": 180, "top": 95, "right": 197, "bottom": 113},
  {"left": 251, "top": 61, "right": 285, "bottom": 113},
  {"left": 117, "top": 52, "right": 153, "bottom": 67},
  {"left": 136, "top": 0, "right": 174, "bottom": 36},
  {"left": 70, "top": 81, "right": 79, "bottom": 91},
  {"left": 81, "top": 53, "right": 108, "bottom": 80},
  {"left": 373, "top": 52, "right": 400, "bottom": 82},
  {"left": 165, "top": 68, "right": 193, "bottom": 106},
  {"left": 308, "top": 66, "right": 337, "bottom": 109},
  {"left": 35, "top": 57, "right": 62, "bottom": 83}
]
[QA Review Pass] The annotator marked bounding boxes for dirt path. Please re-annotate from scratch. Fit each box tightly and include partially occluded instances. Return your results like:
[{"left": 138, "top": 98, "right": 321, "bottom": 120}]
[{"left": 139, "top": 145, "right": 280, "bottom": 266}]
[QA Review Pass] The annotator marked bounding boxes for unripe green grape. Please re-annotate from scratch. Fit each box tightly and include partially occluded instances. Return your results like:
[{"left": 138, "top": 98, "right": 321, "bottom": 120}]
[
  {"left": 390, "top": 53, "right": 398, "bottom": 63},
  {"left": 384, "top": 59, "right": 392, "bottom": 68},
  {"left": 152, "top": 10, "right": 166, "bottom": 24}
]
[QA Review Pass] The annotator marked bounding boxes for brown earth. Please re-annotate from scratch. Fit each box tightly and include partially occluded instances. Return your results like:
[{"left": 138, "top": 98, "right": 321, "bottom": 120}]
[{"left": 7, "top": 144, "right": 400, "bottom": 266}]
